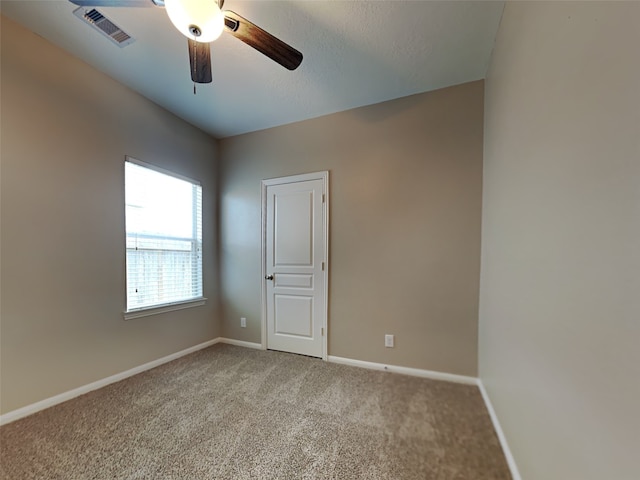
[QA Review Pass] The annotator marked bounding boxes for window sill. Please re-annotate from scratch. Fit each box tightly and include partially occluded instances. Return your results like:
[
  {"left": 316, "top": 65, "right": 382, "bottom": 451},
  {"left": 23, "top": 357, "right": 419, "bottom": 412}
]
[{"left": 124, "top": 298, "right": 207, "bottom": 320}]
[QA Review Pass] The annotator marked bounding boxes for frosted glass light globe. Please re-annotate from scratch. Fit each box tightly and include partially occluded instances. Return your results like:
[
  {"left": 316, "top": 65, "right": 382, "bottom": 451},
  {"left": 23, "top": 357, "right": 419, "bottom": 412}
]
[{"left": 165, "top": 0, "right": 224, "bottom": 43}]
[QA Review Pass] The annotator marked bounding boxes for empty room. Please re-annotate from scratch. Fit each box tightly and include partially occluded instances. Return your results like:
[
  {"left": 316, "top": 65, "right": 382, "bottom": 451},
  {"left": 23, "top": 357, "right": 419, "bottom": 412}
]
[{"left": 1, "top": 1, "right": 638, "bottom": 479}]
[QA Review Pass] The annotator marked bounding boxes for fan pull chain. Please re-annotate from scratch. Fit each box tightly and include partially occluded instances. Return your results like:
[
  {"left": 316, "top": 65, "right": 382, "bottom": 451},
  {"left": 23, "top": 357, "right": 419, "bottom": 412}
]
[{"left": 192, "top": 36, "right": 197, "bottom": 95}]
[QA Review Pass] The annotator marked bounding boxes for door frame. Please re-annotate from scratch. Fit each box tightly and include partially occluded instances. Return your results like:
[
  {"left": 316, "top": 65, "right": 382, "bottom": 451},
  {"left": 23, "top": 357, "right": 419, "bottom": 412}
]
[{"left": 261, "top": 171, "right": 329, "bottom": 360}]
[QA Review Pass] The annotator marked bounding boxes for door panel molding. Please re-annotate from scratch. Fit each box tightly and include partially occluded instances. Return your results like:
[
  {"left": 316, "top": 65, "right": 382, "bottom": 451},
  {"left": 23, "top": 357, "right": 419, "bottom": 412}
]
[{"left": 261, "top": 171, "right": 329, "bottom": 360}]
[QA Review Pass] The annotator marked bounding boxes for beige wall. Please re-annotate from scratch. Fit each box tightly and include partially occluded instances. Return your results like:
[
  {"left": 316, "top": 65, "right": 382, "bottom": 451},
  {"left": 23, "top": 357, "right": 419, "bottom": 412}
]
[
  {"left": 480, "top": 2, "right": 640, "bottom": 479},
  {"left": 220, "top": 81, "right": 484, "bottom": 376},
  {"left": 0, "top": 17, "right": 220, "bottom": 414}
]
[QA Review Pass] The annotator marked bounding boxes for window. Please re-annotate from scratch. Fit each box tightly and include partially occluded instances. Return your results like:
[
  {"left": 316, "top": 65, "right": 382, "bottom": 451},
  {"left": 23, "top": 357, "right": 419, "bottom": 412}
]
[{"left": 125, "top": 158, "right": 203, "bottom": 316}]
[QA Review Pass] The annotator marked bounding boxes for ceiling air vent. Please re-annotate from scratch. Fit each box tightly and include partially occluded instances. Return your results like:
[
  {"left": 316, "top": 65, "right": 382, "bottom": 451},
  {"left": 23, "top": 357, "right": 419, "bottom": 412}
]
[{"left": 73, "top": 7, "right": 135, "bottom": 48}]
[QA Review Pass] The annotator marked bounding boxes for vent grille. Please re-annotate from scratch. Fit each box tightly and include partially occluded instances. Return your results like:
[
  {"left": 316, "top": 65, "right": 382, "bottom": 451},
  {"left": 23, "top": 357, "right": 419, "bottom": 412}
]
[{"left": 73, "top": 7, "right": 135, "bottom": 48}]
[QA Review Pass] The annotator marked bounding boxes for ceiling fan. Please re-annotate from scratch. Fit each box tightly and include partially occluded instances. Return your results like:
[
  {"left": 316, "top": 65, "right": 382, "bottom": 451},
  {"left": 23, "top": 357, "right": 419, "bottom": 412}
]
[{"left": 69, "top": 0, "right": 303, "bottom": 84}]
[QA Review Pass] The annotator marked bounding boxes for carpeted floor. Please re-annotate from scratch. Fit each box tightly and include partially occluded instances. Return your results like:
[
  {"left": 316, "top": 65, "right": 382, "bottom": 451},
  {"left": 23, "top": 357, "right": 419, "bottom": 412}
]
[{"left": 0, "top": 344, "right": 511, "bottom": 479}]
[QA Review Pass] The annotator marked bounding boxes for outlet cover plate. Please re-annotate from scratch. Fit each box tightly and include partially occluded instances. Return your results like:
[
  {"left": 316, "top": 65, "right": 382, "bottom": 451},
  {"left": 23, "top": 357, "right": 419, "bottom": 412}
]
[{"left": 385, "top": 334, "right": 394, "bottom": 348}]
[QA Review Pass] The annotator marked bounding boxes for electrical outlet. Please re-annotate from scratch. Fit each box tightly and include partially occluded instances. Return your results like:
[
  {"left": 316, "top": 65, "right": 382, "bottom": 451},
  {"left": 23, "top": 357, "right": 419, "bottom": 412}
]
[
  {"left": 385, "top": 334, "right": 394, "bottom": 348},
  {"left": 241, "top": 317, "right": 246, "bottom": 328}
]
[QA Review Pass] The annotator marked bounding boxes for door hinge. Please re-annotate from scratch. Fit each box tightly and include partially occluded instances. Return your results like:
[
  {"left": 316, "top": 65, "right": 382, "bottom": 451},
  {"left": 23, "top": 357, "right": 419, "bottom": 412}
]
[
  {"left": 322, "top": 262, "right": 325, "bottom": 271},
  {"left": 322, "top": 194, "right": 325, "bottom": 203},
  {"left": 321, "top": 327, "right": 324, "bottom": 336}
]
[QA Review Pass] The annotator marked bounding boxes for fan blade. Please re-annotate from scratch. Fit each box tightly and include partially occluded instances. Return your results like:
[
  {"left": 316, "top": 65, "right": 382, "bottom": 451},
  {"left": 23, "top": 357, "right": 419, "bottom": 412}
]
[
  {"left": 223, "top": 11, "right": 302, "bottom": 71},
  {"left": 188, "top": 39, "right": 213, "bottom": 84},
  {"left": 69, "top": 0, "right": 163, "bottom": 7}
]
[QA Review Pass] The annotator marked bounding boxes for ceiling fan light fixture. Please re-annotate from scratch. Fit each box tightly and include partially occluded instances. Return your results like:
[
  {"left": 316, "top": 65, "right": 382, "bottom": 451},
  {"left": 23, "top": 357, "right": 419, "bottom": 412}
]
[{"left": 165, "top": 0, "right": 224, "bottom": 43}]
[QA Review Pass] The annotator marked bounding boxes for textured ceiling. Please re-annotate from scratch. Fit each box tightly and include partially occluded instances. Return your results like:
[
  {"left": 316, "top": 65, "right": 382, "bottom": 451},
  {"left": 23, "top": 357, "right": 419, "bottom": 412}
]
[{"left": 0, "top": 0, "right": 504, "bottom": 138}]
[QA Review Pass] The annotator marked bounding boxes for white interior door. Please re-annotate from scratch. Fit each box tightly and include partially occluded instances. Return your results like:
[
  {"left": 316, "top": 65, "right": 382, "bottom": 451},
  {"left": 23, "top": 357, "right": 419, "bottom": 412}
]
[{"left": 263, "top": 172, "right": 328, "bottom": 358}]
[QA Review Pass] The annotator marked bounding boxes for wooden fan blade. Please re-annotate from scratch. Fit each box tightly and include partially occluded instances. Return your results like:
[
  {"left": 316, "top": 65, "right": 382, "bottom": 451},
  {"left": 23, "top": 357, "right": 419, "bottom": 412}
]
[
  {"left": 188, "top": 39, "right": 212, "bottom": 84},
  {"left": 223, "top": 11, "right": 302, "bottom": 71},
  {"left": 69, "top": 0, "right": 162, "bottom": 7}
]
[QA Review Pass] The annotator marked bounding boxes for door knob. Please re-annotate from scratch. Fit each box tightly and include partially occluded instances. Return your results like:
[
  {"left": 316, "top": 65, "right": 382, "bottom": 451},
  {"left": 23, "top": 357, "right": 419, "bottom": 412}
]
[{"left": 265, "top": 274, "right": 274, "bottom": 280}]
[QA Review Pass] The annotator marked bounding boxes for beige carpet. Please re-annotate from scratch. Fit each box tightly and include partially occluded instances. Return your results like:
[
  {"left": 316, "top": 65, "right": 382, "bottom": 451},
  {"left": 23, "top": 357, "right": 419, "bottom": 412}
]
[{"left": 0, "top": 344, "right": 511, "bottom": 479}]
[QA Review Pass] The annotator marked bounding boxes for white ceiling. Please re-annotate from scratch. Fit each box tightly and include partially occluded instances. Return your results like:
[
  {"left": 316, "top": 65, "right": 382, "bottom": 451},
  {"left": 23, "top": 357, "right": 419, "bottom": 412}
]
[{"left": 1, "top": 0, "right": 504, "bottom": 138}]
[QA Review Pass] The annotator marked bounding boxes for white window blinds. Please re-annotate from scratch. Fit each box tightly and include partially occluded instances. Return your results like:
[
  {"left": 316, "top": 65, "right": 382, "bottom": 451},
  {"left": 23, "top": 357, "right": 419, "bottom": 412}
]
[{"left": 125, "top": 159, "right": 203, "bottom": 312}]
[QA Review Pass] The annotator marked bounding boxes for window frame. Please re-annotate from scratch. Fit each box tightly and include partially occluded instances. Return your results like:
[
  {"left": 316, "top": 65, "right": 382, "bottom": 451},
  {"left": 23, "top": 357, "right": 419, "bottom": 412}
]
[{"left": 123, "top": 156, "right": 206, "bottom": 320}]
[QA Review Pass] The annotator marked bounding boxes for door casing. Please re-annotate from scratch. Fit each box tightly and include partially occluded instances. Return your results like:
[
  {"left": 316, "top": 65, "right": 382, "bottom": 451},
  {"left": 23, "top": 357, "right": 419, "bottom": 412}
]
[{"left": 261, "top": 171, "right": 329, "bottom": 360}]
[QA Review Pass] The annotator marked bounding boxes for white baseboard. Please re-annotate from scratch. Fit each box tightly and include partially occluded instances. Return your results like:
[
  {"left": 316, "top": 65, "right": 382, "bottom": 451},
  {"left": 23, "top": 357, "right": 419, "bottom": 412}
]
[
  {"left": 326, "top": 355, "right": 477, "bottom": 385},
  {"left": 477, "top": 380, "right": 522, "bottom": 480},
  {"left": 0, "top": 338, "right": 219, "bottom": 426},
  {"left": 217, "top": 337, "right": 263, "bottom": 350}
]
